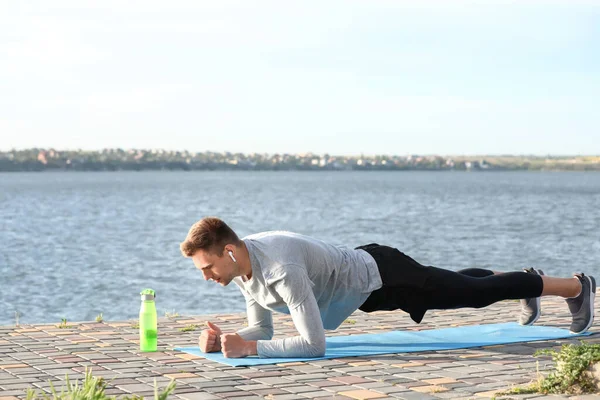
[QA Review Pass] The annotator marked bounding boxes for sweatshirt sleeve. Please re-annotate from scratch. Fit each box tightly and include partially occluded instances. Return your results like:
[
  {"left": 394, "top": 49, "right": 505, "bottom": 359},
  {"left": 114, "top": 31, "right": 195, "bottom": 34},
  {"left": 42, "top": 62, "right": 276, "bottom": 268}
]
[
  {"left": 256, "top": 265, "right": 326, "bottom": 358},
  {"left": 235, "top": 293, "right": 274, "bottom": 341}
]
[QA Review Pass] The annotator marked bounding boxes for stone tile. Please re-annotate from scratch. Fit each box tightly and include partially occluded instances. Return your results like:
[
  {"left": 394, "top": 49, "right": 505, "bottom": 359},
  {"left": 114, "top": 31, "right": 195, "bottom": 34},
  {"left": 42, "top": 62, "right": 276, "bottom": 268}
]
[
  {"left": 197, "top": 371, "right": 235, "bottom": 379},
  {"left": 282, "top": 385, "right": 326, "bottom": 394},
  {"left": 402, "top": 366, "right": 440, "bottom": 372},
  {"left": 211, "top": 391, "right": 258, "bottom": 398},
  {"left": 431, "top": 392, "right": 477, "bottom": 399},
  {"left": 430, "top": 370, "right": 474, "bottom": 379},
  {"left": 307, "top": 379, "right": 346, "bottom": 388},
  {"left": 253, "top": 377, "right": 294, "bottom": 385},
  {"left": 284, "top": 373, "right": 330, "bottom": 382},
  {"left": 337, "top": 389, "right": 388, "bottom": 399},
  {"left": 392, "top": 392, "right": 439, "bottom": 400},
  {"left": 269, "top": 395, "right": 308, "bottom": 400},
  {"left": 372, "top": 386, "right": 411, "bottom": 395},
  {"left": 348, "top": 361, "right": 381, "bottom": 367},
  {"left": 202, "top": 386, "right": 243, "bottom": 394},
  {"left": 249, "top": 388, "right": 288, "bottom": 396},
  {"left": 164, "top": 372, "right": 198, "bottom": 379},
  {"left": 473, "top": 389, "right": 503, "bottom": 398},
  {"left": 116, "top": 383, "right": 157, "bottom": 393},
  {"left": 233, "top": 383, "right": 270, "bottom": 391},
  {"left": 354, "top": 381, "right": 392, "bottom": 390},
  {"left": 330, "top": 376, "right": 374, "bottom": 384},
  {"left": 193, "top": 380, "right": 246, "bottom": 389},
  {"left": 422, "top": 377, "right": 457, "bottom": 385},
  {"left": 476, "top": 363, "right": 518, "bottom": 371},
  {"left": 401, "top": 381, "right": 440, "bottom": 389},
  {"left": 239, "top": 371, "right": 291, "bottom": 379},
  {"left": 0, "top": 377, "right": 42, "bottom": 385},
  {"left": 323, "top": 385, "right": 357, "bottom": 393},
  {"left": 0, "top": 364, "right": 29, "bottom": 370},
  {"left": 410, "top": 385, "right": 449, "bottom": 393},
  {"left": 0, "top": 382, "right": 36, "bottom": 390},
  {"left": 0, "top": 392, "right": 30, "bottom": 397},
  {"left": 299, "top": 390, "right": 341, "bottom": 398}
]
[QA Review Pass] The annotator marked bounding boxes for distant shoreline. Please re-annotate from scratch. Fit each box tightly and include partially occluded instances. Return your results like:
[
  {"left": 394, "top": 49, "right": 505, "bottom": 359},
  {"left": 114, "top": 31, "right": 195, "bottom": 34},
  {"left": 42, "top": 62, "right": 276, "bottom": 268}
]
[
  {"left": 2, "top": 168, "right": 600, "bottom": 173},
  {"left": 2, "top": 149, "right": 599, "bottom": 172}
]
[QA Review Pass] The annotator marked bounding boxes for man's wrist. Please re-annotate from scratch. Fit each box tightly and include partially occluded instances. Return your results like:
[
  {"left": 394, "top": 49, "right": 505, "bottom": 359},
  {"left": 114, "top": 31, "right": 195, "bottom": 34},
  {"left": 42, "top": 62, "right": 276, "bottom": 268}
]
[{"left": 245, "top": 340, "right": 258, "bottom": 356}]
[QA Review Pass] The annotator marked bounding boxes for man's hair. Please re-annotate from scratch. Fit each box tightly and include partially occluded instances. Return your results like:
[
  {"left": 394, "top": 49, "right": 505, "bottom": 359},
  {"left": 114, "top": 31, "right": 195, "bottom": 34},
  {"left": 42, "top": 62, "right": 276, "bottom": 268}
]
[{"left": 180, "top": 217, "right": 241, "bottom": 257}]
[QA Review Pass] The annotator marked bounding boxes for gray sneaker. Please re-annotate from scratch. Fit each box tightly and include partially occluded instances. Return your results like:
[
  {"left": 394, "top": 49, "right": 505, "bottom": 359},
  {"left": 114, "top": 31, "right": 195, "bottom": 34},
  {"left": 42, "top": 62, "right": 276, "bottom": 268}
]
[
  {"left": 519, "top": 268, "right": 545, "bottom": 326},
  {"left": 566, "top": 273, "right": 596, "bottom": 334}
]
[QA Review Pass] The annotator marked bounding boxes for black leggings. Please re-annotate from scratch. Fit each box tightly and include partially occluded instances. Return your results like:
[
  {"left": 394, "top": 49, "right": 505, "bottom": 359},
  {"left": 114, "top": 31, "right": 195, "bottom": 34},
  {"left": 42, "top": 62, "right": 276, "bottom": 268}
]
[
  {"left": 357, "top": 244, "right": 544, "bottom": 323},
  {"left": 434, "top": 267, "right": 543, "bottom": 309}
]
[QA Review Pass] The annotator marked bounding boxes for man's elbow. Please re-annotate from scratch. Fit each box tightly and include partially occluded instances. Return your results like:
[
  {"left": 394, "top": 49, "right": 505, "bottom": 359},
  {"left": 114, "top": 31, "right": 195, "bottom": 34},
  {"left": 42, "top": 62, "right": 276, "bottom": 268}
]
[
  {"left": 263, "top": 326, "right": 274, "bottom": 340},
  {"left": 253, "top": 326, "right": 274, "bottom": 340},
  {"left": 306, "top": 340, "right": 326, "bottom": 358}
]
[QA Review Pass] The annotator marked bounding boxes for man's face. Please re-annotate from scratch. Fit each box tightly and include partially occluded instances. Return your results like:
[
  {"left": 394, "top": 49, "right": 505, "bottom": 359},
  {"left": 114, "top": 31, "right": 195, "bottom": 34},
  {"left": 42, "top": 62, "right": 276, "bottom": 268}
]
[{"left": 191, "top": 248, "right": 237, "bottom": 286}]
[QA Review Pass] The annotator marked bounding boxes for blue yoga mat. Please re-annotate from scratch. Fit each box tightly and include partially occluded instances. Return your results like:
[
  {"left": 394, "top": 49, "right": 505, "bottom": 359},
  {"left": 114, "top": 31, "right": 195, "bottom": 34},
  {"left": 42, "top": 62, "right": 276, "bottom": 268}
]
[{"left": 175, "top": 322, "right": 592, "bottom": 367}]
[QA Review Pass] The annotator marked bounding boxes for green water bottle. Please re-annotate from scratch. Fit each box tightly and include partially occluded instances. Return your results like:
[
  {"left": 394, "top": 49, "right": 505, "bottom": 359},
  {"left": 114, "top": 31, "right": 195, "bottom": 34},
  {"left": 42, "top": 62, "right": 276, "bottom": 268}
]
[{"left": 139, "top": 288, "right": 157, "bottom": 352}]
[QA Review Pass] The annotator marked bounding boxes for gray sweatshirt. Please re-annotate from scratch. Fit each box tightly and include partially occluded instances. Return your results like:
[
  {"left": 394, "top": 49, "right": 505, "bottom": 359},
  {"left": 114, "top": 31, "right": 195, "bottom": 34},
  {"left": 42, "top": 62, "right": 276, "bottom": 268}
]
[{"left": 233, "top": 231, "right": 382, "bottom": 358}]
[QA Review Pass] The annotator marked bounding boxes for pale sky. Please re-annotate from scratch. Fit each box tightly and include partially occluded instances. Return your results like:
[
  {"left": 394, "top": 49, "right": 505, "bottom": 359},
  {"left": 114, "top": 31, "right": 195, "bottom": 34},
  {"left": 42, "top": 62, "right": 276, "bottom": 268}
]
[{"left": 1, "top": 1, "right": 599, "bottom": 155}]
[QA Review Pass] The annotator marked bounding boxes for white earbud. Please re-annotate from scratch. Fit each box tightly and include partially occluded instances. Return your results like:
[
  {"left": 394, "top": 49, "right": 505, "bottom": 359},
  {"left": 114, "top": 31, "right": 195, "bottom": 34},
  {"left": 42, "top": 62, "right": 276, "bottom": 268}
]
[{"left": 228, "top": 251, "right": 237, "bottom": 263}]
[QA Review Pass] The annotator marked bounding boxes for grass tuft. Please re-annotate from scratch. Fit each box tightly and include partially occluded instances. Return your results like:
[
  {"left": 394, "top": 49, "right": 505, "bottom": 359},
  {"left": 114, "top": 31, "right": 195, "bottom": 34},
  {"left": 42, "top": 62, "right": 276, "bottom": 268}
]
[
  {"left": 58, "top": 318, "right": 75, "bottom": 329},
  {"left": 164, "top": 310, "right": 180, "bottom": 319},
  {"left": 178, "top": 324, "right": 198, "bottom": 332},
  {"left": 26, "top": 368, "right": 176, "bottom": 399},
  {"left": 497, "top": 342, "right": 600, "bottom": 396}
]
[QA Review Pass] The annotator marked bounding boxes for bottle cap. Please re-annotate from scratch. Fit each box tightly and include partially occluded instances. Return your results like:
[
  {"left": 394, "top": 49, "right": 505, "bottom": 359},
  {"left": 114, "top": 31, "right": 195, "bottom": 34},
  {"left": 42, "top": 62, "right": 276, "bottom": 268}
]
[{"left": 140, "top": 288, "right": 156, "bottom": 301}]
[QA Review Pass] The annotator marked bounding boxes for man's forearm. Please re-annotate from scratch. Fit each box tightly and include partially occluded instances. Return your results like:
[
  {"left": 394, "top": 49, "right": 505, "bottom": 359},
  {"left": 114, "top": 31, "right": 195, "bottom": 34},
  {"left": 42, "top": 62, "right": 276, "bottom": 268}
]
[{"left": 255, "top": 335, "right": 326, "bottom": 358}]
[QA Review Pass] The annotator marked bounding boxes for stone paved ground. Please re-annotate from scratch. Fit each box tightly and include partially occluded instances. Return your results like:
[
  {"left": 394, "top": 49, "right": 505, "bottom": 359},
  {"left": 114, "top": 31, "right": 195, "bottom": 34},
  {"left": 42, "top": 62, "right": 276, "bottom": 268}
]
[{"left": 1, "top": 297, "right": 599, "bottom": 400}]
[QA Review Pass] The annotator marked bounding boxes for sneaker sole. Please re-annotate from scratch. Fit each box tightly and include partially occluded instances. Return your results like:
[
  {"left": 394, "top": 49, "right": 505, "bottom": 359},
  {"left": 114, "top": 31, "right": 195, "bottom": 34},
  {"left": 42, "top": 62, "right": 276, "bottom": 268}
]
[{"left": 570, "top": 275, "right": 596, "bottom": 334}]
